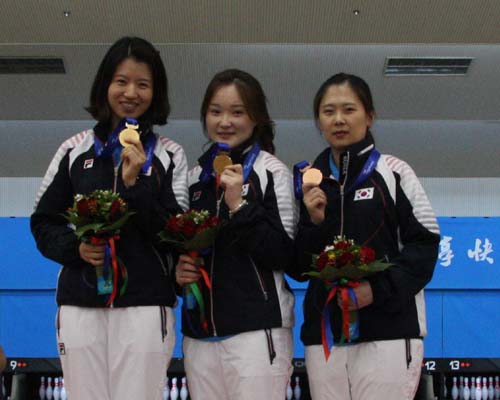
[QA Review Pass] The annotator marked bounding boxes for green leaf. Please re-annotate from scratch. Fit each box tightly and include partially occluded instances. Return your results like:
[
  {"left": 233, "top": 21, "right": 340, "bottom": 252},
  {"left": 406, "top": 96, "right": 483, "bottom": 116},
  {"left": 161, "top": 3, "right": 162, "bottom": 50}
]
[
  {"left": 184, "top": 227, "right": 218, "bottom": 250},
  {"left": 306, "top": 261, "right": 393, "bottom": 282},
  {"left": 74, "top": 222, "right": 106, "bottom": 238},
  {"left": 98, "top": 211, "right": 136, "bottom": 233}
]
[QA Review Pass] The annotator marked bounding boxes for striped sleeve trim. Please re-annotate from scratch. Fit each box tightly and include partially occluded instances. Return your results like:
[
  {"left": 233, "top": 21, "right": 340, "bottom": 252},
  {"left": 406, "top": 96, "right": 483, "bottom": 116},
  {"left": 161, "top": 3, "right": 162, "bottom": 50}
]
[
  {"left": 188, "top": 165, "right": 202, "bottom": 187},
  {"left": 34, "top": 130, "right": 92, "bottom": 208},
  {"left": 385, "top": 155, "right": 440, "bottom": 235},
  {"left": 258, "top": 152, "right": 298, "bottom": 240},
  {"left": 158, "top": 136, "right": 189, "bottom": 212}
]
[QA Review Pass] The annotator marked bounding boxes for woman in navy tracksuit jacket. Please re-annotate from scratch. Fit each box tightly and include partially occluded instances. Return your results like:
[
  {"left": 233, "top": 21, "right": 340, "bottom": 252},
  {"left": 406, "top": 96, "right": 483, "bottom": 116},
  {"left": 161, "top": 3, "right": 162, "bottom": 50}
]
[
  {"left": 175, "top": 69, "right": 296, "bottom": 400},
  {"left": 30, "top": 37, "right": 188, "bottom": 400},
  {"left": 288, "top": 73, "right": 440, "bottom": 400}
]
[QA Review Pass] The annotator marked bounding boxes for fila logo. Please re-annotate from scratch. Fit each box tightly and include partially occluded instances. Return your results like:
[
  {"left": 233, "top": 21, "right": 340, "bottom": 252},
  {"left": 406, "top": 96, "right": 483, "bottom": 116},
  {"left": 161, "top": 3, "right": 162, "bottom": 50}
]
[
  {"left": 83, "top": 159, "right": 94, "bottom": 169},
  {"left": 192, "top": 191, "right": 202, "bottom": 201},
  {"left": 241, "top": 184, "right": 249, "bottom": 196},
  {"left": 354, "top": 187, "right": 374, "bottom": 201}
]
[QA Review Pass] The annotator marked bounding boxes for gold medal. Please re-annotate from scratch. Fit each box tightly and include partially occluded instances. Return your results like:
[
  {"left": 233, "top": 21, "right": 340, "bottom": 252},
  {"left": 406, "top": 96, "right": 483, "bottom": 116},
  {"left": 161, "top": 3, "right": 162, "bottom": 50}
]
[
  {"left": 212, "top": 153, "right": 232, "bottom": 175},
  {"left": 119, "top": 122, "right": 140, "bottom": 147},
  {"left": 302, "top": 168, "right": 323, "bottom": 186}
]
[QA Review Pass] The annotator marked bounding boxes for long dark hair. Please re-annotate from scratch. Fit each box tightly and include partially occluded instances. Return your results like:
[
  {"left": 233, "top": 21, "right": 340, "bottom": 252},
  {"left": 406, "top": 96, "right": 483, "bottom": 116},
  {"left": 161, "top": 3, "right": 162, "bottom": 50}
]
[
  {"left": 86, "top": 36, "right": 170, "bottom": 129},
  {"left": 201, "top": 69, "right": 275, "bottom": 154}
]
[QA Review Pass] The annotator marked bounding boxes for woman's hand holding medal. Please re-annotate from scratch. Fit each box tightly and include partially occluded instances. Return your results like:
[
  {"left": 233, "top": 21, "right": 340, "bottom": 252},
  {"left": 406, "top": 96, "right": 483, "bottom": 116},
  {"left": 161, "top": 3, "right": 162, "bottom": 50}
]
[
  {"left": 212, "top": 151, "right": 244, "bottom": 212},
  {"left": 119, "top": 124, "right": 146, "bottom": 187},
  {"left": 302, "top": 167, "right": 327, "bottom": 225},
  {"left": 220, "top": 164, "right": 244, "bottom": 211}
]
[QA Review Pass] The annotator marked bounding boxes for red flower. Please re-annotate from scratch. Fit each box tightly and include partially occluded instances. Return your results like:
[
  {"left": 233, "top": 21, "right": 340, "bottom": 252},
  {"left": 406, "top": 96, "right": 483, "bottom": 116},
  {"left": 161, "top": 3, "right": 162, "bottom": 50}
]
[
  {"left": 182, "top": 219, "right": 196, "bottom": 238},
  {"left": 76, "top": 198, "right": 90, "bottom": 217},
  {"left": 88, "top": 198, "right": 98, "bottom": 216},
  {"left": 109, "top": 199, "right": 121, "bottom": 221},
  {"left": 166, "top": 216, "right": 182, "bottom": 233},
  {"left": 338, "top": 250, "right": 354, "bottom": 266},
  {"left": 360, "top": 246, "right": 376, "bottom": 264},
  {"left": 334, "top": 240, "right": 351, "bottom": 250},
  {"left": 317, "top": 252, "right": 329, "bottom": 271}
]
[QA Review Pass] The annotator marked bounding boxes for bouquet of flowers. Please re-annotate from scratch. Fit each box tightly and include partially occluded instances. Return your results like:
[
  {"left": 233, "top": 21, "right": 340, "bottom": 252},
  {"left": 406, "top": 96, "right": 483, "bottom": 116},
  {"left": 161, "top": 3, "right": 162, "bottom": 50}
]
[
  {"left": 304, "top": 236, "right": 392, "bottom": 360},
  {"left": 64, "top": 189, "right": 135, "bottom": 305},
  {"left": 159, "top": 209, "right": 221, "bottom": 332}
]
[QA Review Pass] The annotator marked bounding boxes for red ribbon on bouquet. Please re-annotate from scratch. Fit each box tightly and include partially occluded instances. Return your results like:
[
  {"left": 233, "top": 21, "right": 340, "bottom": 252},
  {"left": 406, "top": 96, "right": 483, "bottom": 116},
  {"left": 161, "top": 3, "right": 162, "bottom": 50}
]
[
  {"left": 90, "top": 235, "right": 128, "bottom": 306},
  {"left": 321, "top": 280, "right": 360, "bottom": 360}
]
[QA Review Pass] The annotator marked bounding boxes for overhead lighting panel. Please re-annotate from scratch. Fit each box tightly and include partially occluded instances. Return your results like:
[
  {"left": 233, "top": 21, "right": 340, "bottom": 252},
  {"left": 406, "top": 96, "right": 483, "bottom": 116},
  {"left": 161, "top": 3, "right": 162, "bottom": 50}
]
[
  {"left": 384, "top": 57, "right": 473, "bottom": 76},
  {"left": 0, "top": 57, "right": 65, "bottom": 74}
]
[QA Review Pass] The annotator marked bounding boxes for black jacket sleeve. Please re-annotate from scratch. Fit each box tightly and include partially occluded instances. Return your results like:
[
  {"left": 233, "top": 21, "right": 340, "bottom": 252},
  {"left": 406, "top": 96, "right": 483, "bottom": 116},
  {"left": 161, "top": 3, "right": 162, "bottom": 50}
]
[
  {"left": 116, "top": 140, "right": 189, "bottom": 241},
  {"left": 224, "top": 166, "right": 297, "bottom": 271},
  {"left": 30, "top": 148, "right": 83, "bottom": 267},
  {"left": 367, "top": 165, "right": 440, "bottom": 312},
  {"left": 287, "top": 199, "right": 342, "bottom": 281}
]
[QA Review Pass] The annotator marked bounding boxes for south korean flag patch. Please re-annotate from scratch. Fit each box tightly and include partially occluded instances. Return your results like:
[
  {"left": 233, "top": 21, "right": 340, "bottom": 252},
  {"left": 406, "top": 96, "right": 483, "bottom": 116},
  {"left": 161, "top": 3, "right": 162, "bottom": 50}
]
[
  {"left": 192, "top": 191, "right": 202, "bottom": 202},
  {"left": 354, "top": 187, "right": 374, "bottom": 201},
  {"left": 241, "top": 184, "right": 249, "bottom": 197}
]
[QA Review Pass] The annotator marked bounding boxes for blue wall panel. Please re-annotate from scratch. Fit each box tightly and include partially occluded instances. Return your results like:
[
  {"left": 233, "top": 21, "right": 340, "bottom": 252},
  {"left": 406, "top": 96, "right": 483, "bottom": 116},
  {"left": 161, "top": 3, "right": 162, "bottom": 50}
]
[
  {"left": 0, "top": 218, "right": 59, "bottom": 289},
  {"left": 429, "top": 217, "right": 499, "bottom": 289},
  {"left": 423, "top": 290, "right": 443, "bottom": 358},
  {"left": 442, "top": 290, "right": 500, "bottom": 358},
  {"left": 1, "top": 217, "right": 500, "bottom": 361},
  {"left": 0, "top": 291, "right": 58, "bottom": 357}
]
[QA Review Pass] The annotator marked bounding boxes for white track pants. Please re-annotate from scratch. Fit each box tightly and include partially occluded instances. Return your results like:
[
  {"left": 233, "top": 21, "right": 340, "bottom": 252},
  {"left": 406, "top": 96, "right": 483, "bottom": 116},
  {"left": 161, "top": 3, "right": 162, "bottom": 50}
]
[
  {"left": 183, "top": 328, "right": 293, "bottom": 400},
  {"left": 305, "top": 339, "right": 423, "bottom": 400},
  {"left": 57, "top": 305, "right": 175, "bottom": 400}
]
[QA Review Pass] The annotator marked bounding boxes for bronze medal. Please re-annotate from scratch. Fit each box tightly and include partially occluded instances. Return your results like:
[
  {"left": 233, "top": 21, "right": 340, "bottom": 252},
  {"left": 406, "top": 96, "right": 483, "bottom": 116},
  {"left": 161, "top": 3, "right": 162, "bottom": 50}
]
[
  {"left": 302, "top": 168, "right": 323, "bottom": 186},
  {"left": 119, "top": 122, "right": 140, "bottom": 147},
  {"left": 212, "top": 153, "right": 232, "bottom": 175}
]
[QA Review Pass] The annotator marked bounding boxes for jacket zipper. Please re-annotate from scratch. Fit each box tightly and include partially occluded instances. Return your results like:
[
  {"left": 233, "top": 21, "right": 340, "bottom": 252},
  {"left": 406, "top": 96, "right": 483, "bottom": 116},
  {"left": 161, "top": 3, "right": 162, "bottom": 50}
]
[
  {"left": 152, "top": 246, "right": 168, "bottom": 277},
  {"left": 339, "top": 185, "right": 345, "bottom": 237},
  {"left": 339, "top": 151, "right": 350, "bottom": 237},
  {"left": 249, "top": 256, "right": 269, "bottom": 301},
  {"left": 210, "top": 193, "right": 225, "bottom": 336},
  {"left": 109, "top": 165, "right": 120, "bottom": 308}
]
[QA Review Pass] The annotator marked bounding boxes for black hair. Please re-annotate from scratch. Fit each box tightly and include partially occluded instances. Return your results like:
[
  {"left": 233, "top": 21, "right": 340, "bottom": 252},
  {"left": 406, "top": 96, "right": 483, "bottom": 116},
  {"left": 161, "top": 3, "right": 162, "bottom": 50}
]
[
  {"left": 86, "top": 36, "right": 169, "bottom": 129},
  {"left": 200, "top": 69, "right": 275, "bottom": 154}
]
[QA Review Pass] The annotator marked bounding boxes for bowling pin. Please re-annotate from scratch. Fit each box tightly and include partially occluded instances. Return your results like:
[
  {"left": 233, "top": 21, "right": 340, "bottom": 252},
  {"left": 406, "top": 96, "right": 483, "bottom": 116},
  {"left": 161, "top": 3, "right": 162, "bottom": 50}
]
[
  {"left": 170, "top": 377, "right": 179, "bottom": 400},
  {"left": 294, "top": 376, "right": 301, "bottom": 400},
  {"left": 39, "top": 377, "right": 46, "bottom": 400}
]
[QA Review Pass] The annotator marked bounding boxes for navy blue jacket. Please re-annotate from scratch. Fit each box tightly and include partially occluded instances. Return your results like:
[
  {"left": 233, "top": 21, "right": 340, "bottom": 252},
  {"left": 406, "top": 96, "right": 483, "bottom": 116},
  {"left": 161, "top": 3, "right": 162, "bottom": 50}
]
[
  {"left": 289, "top": 134, "right": 440, "bottom": 345},
  {"left": 182, "top": 144, "right": 297, "bottom": 338},
  {"left": 31, "top": 125, "right": 188, "bottom": 307}
]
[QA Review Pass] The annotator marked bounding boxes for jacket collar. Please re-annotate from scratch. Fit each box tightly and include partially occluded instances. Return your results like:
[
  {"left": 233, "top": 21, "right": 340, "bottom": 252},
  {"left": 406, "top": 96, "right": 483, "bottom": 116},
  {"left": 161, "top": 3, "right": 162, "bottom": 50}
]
[
  {"left": 313, "top": 133, "right": 376, "bottom": 187},
  {"left": 198, "top": 137, "right": 257, "bottom": 167}
]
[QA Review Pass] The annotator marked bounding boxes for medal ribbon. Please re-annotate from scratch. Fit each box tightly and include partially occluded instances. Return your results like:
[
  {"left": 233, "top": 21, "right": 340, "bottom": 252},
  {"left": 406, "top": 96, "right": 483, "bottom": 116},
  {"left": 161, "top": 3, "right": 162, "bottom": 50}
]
[
  {"left": 292, "top": 161, "right": 311, "bottom": 199},
  {"left": 293, "top": 149, "right": 380, "bottom": 200},
  {"left": 94, "top": 117, "right": 136, "bottom": 157},
  {"left": 321, "top": 279, "right": 360, "bottom": 361},
  {"left": 241, "top": 143, "right": 260, "bottom": 183},
  {"left": 342, "top": 149, "right": 380, "bottom": 195},
  {"left": 140, "top": 133, "right": 157, "bottom": 174},
  {"left": 200, "top": 143, "right": 230, "bottom": 183},
  {"left": 94, "top": 117, "right": 156, "bottom": 175},
  {"left": 199, "top": 142, "right": 261, "bottom": 184}
]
